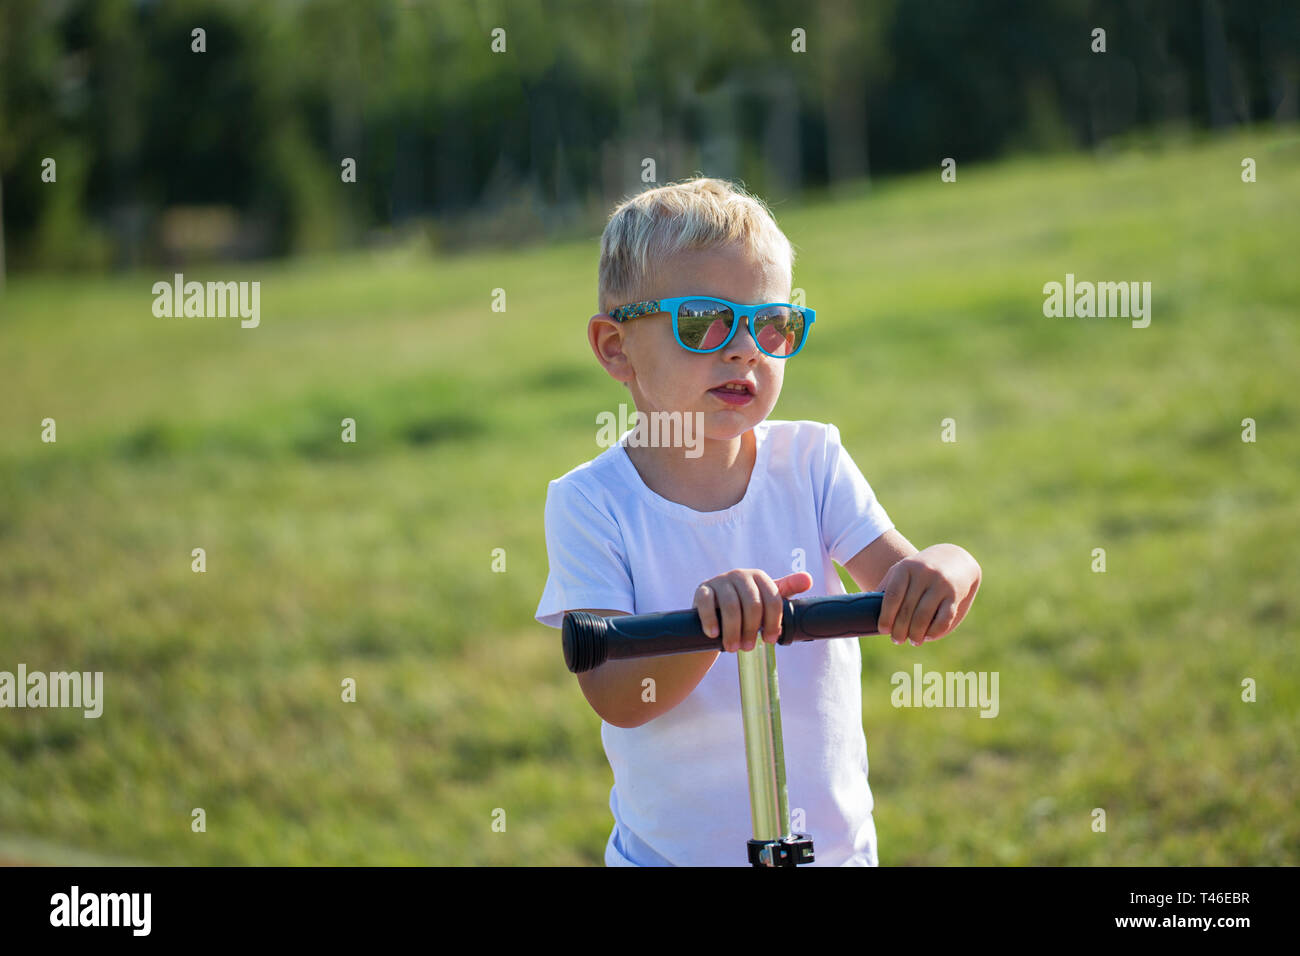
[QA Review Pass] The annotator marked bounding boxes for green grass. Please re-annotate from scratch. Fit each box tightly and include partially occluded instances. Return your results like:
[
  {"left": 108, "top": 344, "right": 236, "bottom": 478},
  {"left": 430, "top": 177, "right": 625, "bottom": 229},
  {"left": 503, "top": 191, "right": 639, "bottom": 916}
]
[{"left": 2, "top": 125, "right": 1298, "bottom": 864}]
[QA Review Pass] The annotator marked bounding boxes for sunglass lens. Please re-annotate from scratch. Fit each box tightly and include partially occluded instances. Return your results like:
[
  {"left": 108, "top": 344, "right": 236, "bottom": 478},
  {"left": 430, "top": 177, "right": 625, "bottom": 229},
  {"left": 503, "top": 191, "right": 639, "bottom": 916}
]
[
  {"left": 754, "top": 307, "right": 805, "bottom": 356},
  {"left": 676, "top": 299, "right": 734, "bottom": 351}
]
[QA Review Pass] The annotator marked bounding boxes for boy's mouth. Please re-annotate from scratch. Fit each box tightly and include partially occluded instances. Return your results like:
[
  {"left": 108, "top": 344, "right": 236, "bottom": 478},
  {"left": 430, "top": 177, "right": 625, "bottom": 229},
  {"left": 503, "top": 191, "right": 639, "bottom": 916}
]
[{"left": 709, "top": 380, "right": 755, "bottom": 405}]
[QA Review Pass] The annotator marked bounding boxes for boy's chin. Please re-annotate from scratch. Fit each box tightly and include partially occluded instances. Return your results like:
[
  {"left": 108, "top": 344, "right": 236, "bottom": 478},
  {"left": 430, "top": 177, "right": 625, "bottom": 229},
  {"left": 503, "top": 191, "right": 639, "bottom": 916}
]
[{"left": 700, "top": 409, "right": 763, "bottom": 436}]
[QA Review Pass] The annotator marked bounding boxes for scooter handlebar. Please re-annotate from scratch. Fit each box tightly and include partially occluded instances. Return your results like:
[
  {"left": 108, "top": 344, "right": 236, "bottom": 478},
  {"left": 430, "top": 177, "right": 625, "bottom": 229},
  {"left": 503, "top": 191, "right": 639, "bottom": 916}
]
[{"left": 562, "top": 591, "right": 886, "bottom": 674}]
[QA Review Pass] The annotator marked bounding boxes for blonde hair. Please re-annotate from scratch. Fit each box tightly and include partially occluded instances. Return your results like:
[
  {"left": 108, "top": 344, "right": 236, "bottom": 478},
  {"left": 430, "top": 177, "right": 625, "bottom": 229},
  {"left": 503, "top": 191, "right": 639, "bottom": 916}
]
[{"left": 597, "top": 177, "right": 795, "bottom": 316}]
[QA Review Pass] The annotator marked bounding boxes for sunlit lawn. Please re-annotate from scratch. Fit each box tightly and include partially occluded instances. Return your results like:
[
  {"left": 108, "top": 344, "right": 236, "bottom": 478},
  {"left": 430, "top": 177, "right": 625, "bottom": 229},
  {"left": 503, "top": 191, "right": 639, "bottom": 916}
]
[{"left": 1, "top": 125, "right": 1297, "bottom": 864}]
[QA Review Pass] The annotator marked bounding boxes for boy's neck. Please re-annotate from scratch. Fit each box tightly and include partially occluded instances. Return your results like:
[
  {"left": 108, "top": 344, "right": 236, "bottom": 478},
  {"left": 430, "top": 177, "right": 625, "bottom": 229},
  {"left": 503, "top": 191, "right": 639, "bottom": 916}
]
[{"left": 624, "top": 428, "right": 757, "bottom": 513}]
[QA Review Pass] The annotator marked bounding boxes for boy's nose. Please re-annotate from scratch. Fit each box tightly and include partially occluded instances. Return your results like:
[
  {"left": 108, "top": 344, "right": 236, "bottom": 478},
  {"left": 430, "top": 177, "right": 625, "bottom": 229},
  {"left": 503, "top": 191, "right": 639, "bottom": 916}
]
[{"left": 723, "top": 323, "right": 763, "bottom": 356}]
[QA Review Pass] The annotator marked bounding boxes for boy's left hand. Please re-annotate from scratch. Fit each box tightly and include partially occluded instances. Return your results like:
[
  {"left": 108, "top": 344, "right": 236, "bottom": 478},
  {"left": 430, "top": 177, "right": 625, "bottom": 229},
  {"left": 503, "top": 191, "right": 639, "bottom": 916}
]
[{"left": 877, "top": 543, "right": 981, "bottom": 646}]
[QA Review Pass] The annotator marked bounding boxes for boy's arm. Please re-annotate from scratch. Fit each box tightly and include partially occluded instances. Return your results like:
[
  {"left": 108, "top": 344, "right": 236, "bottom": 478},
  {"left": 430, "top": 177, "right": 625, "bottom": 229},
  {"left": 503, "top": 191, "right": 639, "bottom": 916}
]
[
  {"left": 571, "top": 610, "right": 719, "bottom": 729},
  {"left": 843, "top": 528, "right": 919, "bottom": 591}
]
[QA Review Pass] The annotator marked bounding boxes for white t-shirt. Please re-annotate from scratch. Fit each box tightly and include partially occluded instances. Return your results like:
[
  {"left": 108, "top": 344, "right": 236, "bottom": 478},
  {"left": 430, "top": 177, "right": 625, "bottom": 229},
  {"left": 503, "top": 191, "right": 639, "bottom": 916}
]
[{"left": 535, "top": 418, "right": 895, "bottom": 866}]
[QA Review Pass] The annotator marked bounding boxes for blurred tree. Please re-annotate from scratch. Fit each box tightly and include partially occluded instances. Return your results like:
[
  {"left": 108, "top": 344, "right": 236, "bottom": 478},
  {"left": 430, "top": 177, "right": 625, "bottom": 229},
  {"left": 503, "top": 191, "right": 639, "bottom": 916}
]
[
  {"left": 814, "top": 0, "right": 895, "bottom": 194},
  {"left": 1, "top": 0, "right": 1297, "bottom": 275},
  {"left": 86, "top": 0, "right": 148, "bottom": 269},
  {"left": 0, "top": 0, "right": 64, "bottom": 286}
]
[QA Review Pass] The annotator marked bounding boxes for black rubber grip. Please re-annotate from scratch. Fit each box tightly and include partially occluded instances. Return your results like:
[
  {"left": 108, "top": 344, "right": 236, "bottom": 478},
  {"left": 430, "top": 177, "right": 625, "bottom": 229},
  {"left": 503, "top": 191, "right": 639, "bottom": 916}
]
[
  {"left": 790, "top": 592, "right": 886, "bottom": 640},
  {"left": 562, "top": 592, "right": 885, "bottom": 674}
]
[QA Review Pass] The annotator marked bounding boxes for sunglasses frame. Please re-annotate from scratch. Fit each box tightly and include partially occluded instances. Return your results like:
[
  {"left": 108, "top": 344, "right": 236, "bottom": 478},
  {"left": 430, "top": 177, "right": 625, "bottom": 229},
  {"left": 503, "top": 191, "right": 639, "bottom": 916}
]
[{"left": 608, "top": 295, "right": 816, "bottom": 358}]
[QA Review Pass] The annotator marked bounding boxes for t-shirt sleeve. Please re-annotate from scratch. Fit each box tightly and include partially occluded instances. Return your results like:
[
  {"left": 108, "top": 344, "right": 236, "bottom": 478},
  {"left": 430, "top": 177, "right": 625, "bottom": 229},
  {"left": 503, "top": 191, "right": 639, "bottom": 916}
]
[
  {"left": 535, "top": 478, "right": 636, "bottom": 629},
  {"left": 819, "top": 422, "right": 895, "bottom": 566}
]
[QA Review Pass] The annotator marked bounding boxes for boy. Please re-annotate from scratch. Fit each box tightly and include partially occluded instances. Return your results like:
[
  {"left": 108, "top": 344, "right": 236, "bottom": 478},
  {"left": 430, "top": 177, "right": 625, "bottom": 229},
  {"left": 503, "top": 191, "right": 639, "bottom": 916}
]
[{"left": 535, "top": 177, "right": 981, "bottom": 866}]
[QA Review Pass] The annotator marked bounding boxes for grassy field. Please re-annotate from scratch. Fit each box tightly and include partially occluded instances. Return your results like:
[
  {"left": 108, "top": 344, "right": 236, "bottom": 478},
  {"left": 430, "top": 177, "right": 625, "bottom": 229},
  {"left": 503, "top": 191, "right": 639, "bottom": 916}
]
[{"left": 1, "top": 125, "right": 1297, "bottom": 865}]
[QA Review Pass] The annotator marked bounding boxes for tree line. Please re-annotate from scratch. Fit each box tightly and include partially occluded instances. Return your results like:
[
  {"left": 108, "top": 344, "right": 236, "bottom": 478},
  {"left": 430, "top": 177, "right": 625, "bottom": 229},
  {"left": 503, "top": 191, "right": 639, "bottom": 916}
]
[{"left": 0, "top": 0, "right": 1294, "bottom": 280}]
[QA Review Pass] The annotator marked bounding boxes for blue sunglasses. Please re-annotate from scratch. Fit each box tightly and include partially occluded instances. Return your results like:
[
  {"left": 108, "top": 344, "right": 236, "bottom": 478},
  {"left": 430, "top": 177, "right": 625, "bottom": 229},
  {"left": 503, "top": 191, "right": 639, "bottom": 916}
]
[{"left": 608, "top": 296, "right": 815, "bottom": 358}]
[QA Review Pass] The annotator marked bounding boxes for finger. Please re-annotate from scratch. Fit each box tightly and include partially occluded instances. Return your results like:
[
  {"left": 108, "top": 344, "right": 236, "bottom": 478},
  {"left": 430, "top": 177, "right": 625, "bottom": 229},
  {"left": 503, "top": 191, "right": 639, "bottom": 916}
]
[
  {"left": 716, "top": 580, "right": 743, "bottom": 653},
  {"left": 878, "top": 566, "right": 907, "bottom": 634},
  {"left": 908, "top": 589, "right": 943, "bottom": 645},
  {"left": 695, "top": 584, "right": 720, "bottom": 639},
  {"left": 953, "top": 576, "right": 979, "bottom": 623},
  {"left": 774, "top": 571, "right": 813, "bottom": 597},
  {"left": 755, "top": 574, "right": 783, "bottom": 644},
  {"left": 891, "top": 583, "right": 921, "bottom": 646},
  {"left": 928, "top": 596, "right": 956, "bottom": 639},
  {"left": 734, "top": 574, "right": 764, "bottom": 650}
]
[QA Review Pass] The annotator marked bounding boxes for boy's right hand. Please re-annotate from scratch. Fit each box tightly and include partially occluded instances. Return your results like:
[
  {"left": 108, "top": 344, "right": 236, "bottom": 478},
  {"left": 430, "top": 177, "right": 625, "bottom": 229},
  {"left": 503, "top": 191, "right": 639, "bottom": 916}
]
[{"left": 693, "top": 569, "right": 814, "bottom": 654}]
